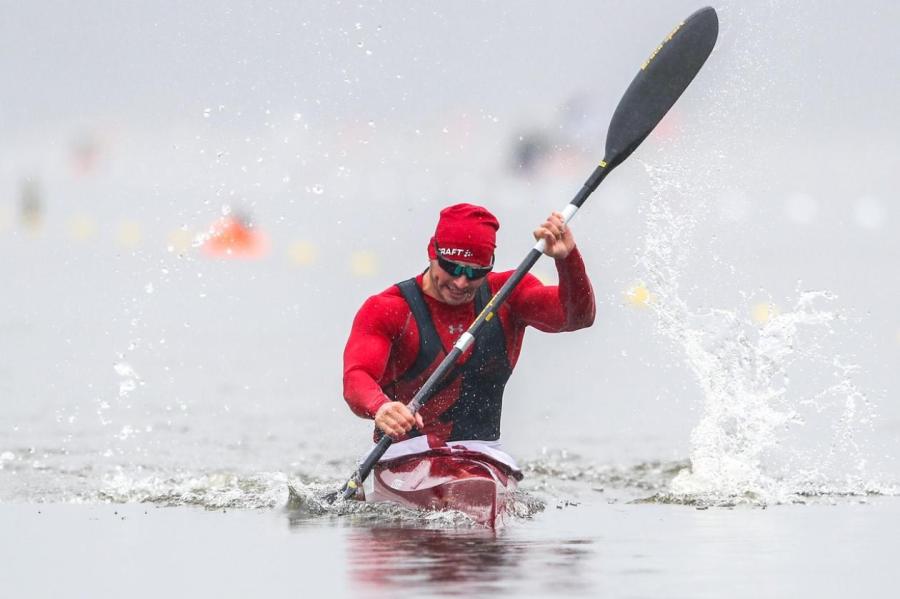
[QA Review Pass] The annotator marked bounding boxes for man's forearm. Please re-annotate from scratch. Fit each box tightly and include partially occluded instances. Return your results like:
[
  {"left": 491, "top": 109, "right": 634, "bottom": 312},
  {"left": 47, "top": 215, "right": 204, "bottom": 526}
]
[
  {"left": 556, "top": 246, "right": 596, "bottom": 330},
  {"left": 343, "top": 368, "right": 389, "bottom": 419}
]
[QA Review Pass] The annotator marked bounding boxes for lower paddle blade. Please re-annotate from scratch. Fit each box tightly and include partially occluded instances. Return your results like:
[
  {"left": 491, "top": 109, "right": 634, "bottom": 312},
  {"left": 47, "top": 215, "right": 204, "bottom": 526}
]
[
  {"left": 604, "top": 6, "right": 719, "bottom": 169},
  {"left": 286, "top": 483, "right": 334, "bottom": 514}
]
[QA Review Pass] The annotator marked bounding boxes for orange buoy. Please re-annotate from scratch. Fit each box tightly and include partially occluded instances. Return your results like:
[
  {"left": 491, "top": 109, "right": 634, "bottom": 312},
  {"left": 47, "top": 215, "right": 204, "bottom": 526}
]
[{"left": 202, "top": 213, "right": 269, "bottom": 259}]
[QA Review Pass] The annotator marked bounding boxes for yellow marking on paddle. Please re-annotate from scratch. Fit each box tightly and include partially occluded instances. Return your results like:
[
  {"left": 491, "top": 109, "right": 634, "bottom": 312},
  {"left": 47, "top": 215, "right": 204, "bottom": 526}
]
[
  {"left": 477, "top": 298, "right": 498, "bottom": 321},
  {"left": 641, "top": 21, "right": 685, "bottom": 70},
  {"left": 346, "top": 480, "right": 357, "bottom": 489},
  {"left": 599, "top": 160, "right": 608, "bottom": 168}
]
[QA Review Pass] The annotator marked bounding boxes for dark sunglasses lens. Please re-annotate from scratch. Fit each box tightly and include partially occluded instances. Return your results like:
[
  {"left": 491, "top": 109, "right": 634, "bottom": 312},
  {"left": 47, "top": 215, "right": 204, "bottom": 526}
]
[
  {"left": 438, "top": 257, "right": 487, "bottom": 280},
  {"left": 461, "top": 265, "right": 487, "bottom": 280}
]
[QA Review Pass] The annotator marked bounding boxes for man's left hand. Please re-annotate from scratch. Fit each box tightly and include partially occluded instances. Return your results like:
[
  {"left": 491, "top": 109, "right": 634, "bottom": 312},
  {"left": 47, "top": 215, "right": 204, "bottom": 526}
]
[{"left": 533, "top": 211, "right": 575, "bottom": 259}]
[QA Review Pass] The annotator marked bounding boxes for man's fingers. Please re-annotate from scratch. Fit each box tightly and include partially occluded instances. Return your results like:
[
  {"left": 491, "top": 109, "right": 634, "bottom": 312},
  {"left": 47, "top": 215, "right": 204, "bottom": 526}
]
[
  {"left": 375, "top": 403, "right": 421, "bottom": 438},
  {"left": 542, "top": 220, "right": 564, "bottom": 240},
  {"left": 391, "top": 409, "right": 417, "bottom": 430},
  {"left": 395, "top": 406, "right": 416, "bottom": 427},
  {"left": 382, "top": 420, "right": 405, "bottom": 438},
  {"left": 535, "top": 213, "right": 569, "bottom": 245}
]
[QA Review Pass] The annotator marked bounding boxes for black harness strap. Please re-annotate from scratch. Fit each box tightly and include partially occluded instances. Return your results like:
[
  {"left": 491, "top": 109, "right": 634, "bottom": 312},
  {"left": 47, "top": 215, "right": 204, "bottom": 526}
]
[
  {"left": 392, "top": 277, "right": 512, "bottom": 442},
  {"left": 396, "top": 278, "right": 443, "bottom": 383}
]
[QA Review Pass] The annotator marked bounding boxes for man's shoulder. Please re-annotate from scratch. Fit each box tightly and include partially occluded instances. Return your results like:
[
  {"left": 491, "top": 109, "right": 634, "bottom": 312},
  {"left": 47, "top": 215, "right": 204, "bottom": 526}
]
[
  {"left": 362, "top": 282, "right": 406, "bottom": 307},
  {"left": 356, "top": 281, "right": 414, "bottom": 323}
]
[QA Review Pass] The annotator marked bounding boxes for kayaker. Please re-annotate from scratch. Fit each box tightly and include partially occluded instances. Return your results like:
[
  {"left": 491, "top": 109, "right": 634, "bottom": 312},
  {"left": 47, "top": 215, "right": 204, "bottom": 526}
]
[{"left": 342, "top": 202, "right": 595, "bottom": 471}]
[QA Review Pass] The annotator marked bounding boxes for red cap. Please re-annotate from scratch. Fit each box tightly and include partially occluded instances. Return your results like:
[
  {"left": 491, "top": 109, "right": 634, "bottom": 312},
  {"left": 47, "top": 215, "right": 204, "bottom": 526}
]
[{"left": 427, "top": 203, "right": 499, "bottom": 266}]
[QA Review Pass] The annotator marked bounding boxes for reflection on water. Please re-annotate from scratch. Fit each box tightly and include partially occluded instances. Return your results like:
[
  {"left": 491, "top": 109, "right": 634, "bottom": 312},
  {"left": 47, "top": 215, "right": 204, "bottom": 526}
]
[
  {"left": 344, "top": 526, "right": 595, "bottom": 597},
  {"left": 282, "top": 480, "right": 598, "bottom": 595}
]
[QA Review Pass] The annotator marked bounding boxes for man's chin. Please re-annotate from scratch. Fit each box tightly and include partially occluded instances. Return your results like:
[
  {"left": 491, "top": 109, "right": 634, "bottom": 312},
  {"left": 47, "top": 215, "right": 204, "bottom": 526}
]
[{"left": 441, "top": 288, "right": 474, "bottom": 305}]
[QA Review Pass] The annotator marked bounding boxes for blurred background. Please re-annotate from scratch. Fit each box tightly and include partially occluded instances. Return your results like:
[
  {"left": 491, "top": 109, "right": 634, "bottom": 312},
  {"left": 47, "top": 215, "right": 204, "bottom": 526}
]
[{"left": 1, "top": 1, "right": 897, "bottom": 502}]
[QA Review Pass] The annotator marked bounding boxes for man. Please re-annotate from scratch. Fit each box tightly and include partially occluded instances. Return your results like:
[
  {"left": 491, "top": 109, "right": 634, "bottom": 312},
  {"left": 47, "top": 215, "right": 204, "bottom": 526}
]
[{"left": 342, "top": 203, "right": 595, "bottom": 470}]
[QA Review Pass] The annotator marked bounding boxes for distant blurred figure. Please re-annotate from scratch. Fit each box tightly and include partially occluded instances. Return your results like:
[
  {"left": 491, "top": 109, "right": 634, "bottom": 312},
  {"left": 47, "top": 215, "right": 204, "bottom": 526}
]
[
  {"left": 511, "top": 130, "right": 551, "bottom": 175},
  {"left": 20, "top": 178, "right": 43, "bottom": 233},
  {"left": 71, "top": 133, "right": 102, "bottom": 176},
  {"left": 510, "top": 93, "right": 609, "bottom": 177},
  {"left": 202, "top": 210, "right": 269, "bottom": 259}
]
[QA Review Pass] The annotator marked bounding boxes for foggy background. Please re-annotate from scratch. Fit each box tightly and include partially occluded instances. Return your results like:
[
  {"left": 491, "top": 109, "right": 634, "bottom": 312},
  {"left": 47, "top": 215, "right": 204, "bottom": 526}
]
[{"left": 1, "top": 1, "right": 897, "bottom": 482}]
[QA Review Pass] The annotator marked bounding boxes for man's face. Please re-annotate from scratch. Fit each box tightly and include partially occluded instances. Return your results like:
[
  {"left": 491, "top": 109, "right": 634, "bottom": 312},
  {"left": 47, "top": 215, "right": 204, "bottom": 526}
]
[{"left": 427, "top": 259, "right": 489, "bottom": 306}]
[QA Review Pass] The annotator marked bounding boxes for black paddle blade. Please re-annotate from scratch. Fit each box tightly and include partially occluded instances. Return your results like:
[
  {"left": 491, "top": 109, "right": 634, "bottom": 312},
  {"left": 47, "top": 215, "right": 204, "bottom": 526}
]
[{"left": 604, "top": 6, "right": 719, "bottom": 170}]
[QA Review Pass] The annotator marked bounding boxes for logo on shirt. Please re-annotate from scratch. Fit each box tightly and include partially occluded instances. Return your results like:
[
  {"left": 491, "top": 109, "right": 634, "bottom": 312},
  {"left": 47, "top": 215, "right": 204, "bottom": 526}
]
[{"left": 448, "top": 324, "right": 465, "bottom": 335}]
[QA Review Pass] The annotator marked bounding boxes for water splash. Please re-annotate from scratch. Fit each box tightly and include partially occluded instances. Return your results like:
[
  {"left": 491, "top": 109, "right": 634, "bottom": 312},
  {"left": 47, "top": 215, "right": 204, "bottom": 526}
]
[
  {"left": 95, "top": 469, "right": 290, "bottom": 509},
  {"left": 637, "top": 164, "right": 894, "bottom": 507},
  {"left": 621, "top": 2, "right": 897, "bottom": 505},
  {"left": 661, "top": 291, "right": 891, "bottom": 504},
  {"left": 113, "top": 361, "right": 141, "bottom": 398}
]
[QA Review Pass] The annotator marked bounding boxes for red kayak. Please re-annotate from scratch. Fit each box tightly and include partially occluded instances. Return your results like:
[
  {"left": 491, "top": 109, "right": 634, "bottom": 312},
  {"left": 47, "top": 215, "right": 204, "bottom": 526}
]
[{"left": 366, "top": 449, "right": 519, "bottom": 529}]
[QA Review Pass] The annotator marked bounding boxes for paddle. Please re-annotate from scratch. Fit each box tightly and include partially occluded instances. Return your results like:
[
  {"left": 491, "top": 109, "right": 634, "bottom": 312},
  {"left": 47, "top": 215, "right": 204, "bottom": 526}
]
[{"left": 333, "top": 6, "right": 719, "bottom": 502}]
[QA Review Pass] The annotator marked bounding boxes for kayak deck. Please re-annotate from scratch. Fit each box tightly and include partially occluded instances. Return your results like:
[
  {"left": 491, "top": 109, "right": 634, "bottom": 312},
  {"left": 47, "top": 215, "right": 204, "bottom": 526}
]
[{"left": 367, "top": 450, "right": 518, "bottom": 529}]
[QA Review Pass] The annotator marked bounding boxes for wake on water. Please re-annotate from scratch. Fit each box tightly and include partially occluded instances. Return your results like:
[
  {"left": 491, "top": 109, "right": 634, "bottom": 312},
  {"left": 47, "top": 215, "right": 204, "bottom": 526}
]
[{"left": 283, "top": 481, "right": 546, "bottom": 529}]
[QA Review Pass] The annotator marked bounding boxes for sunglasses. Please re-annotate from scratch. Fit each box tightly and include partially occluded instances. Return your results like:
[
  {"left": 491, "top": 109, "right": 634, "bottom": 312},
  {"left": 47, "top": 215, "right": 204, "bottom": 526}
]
[{"left": 434, "top": 242, "right": 494, "bottom": 280}]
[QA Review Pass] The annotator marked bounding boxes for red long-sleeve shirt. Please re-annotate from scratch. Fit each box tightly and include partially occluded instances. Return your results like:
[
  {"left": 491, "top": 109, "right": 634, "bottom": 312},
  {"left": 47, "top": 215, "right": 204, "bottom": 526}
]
[{"left": 342, "top": 247, "right": 595, "bottom": 418}]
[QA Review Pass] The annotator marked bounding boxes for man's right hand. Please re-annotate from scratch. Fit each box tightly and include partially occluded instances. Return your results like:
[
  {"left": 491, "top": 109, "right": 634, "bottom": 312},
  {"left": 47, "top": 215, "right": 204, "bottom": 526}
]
[{"left": 374, "top": 401, "right": 424, "bottom": 439}]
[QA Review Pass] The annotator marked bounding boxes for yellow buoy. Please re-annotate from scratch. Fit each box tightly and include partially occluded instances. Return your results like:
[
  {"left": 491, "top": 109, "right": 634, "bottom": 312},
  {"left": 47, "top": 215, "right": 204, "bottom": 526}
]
[
  {"left": 116, "top": 221, "right": 143, "bottom": 248},
  {"left": 288, "top": 241, "right": 318, "bottom": 266},
  {"left": 751, "top": 302, "right": 778, "bottom": 324},
  {"left": 68, "top": 215, "right": 97, "bottom": 241},
  {"left": 350, "top": 250, "right": 378, "bottom": 277},
  {"left": 626, "top": 282, "right": 651, "bottom": 307},
  {"left": 532, "top": 270, "right": 553, "bottom": 285},
  {"left": 167, "top": 228, "right": 194, "bottom": 253}
]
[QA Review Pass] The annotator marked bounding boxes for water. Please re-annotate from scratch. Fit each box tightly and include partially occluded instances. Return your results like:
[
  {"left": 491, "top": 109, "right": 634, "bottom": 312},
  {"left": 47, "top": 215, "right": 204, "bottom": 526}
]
[{"left": 4, "top": 499, "right": 899, "bottom": 598}]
